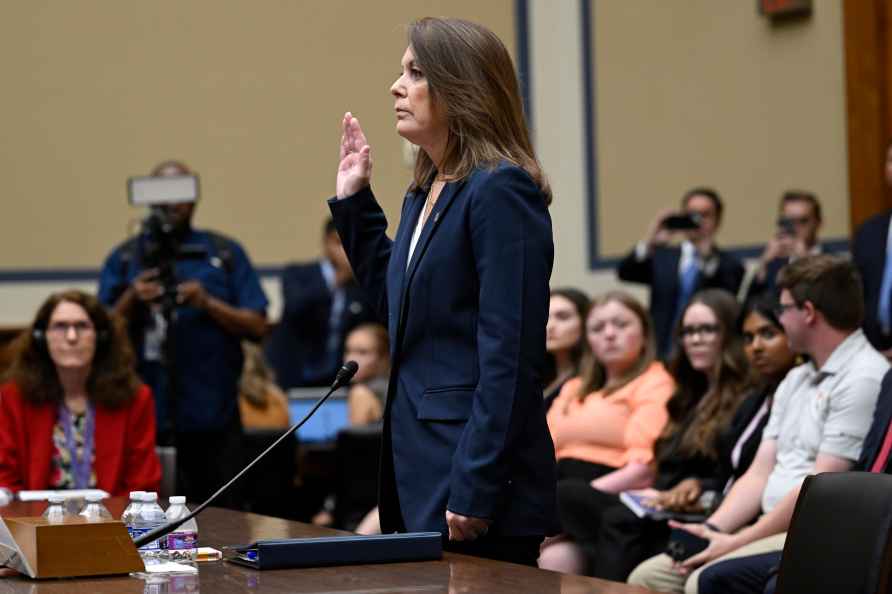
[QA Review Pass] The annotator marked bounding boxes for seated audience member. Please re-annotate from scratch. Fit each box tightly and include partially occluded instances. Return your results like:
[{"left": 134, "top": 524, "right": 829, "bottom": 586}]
[
  {"left": 618, "top": 188, "right": 745, "bottom": 358},
  {"left": 544, "top": 288, "right": 591, "bottom": 410},
  {"left": 628, "top": 255, "right": 890, "bottom": 594},
  {"left": 852, "top": 141, "right": 892, "bottom": 359},
  {"left": 697, "top": 367, "right": 892, "bottom": 594},
  {"left": 344, "top": 323, "right": 390, "bottom": 426},
  {"left": 0, "top": 290, "right": 161, "bottom": 503},
  {"left": 238, "top": 342, "right": 290, "bottom": 430},
  {"left": 588, "top": 293, "right": 796, "bottom": 582},
  {"left": 539, "top": 291, "right": 675, "bottom": 572},
  {"left": 746, "top": 190, "right": 823, "bottom": 301},
  {"left": 265, "top": 218, "right": 376, "bottom": 389},
  {"left": 540, "top": 289, "right": 749, "bottom": 576}
]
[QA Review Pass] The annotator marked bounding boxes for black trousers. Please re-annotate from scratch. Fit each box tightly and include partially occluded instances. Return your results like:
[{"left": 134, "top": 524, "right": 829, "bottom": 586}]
[
  {"left": 174, "top": 414, "right": 244, "bottom": 509},
  {"left": 697, "top": 551, "right": 780, "bottom": 594},
  {"left": 556, "top": 458, "right": 669, "bottom": 581}
]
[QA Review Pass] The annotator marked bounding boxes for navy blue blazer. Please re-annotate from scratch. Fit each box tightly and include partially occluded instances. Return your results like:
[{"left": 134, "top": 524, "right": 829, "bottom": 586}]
[
  {"left": 329, "top": 163, "right": 558, "bottom": 537},
  {"left": 264, "top": 261, "right": 375, "bottom": 388},
  {"left": 617, "top": 245, "right": 744, "bottom": 357},
  {"left": 853, "top": 210, "right": 892, "bottom": 351}
]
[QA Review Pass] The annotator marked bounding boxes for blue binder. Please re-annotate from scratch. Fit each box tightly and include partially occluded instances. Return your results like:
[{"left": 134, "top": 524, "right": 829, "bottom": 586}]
[{"left": 225, "top": 532, "right": 443, "bottom": 569}]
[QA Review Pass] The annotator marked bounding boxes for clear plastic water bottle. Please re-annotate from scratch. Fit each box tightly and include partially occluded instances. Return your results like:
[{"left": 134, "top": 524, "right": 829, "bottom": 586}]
[
  {"left": 121, "top": 491, "right": 146, "bottom": 540},
  {"left": 78, "top": 493, "right": 113, "bottom": 521},
  {"left": 41, "top": 495, "right": 72, "bottom": 523},
  {"left": 136, "top": 492, "right": 167, "bottom": 563},
  {"left": 164, "top": 496, "right": 198, "bottom": 562}
]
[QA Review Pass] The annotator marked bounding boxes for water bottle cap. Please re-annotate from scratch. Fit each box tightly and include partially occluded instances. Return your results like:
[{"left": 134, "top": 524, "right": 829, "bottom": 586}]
[
  {"left": 169, "top": 496, "right": 186, "bottom": 504},
  {"left": 144, "top": 492, "right": 158, "bottom": 502},
  {"left": 85, "top": 493, "right": 104, "bottom": 502},
  {"left": 129, "top": 491, "right": 144, "bottom": 499},
  {"left": 47, "top": 495, "right": 65, "bottom": 504}
]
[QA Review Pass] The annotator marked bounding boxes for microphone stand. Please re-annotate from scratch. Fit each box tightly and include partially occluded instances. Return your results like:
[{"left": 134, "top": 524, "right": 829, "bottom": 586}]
[{"left": 133, "top": 361, "right": 359, "bottom": 549}]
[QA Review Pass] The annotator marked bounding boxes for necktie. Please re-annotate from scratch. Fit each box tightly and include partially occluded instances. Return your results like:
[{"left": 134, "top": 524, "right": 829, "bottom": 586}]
[
  {"left": 870, "top": 416, "right": 892, "bottom": 473},
  {"left": 878, "top": 238, "right": 892, "bottom": 335},
  {"left": 673, "top": 257, "right": 700, "bottom": 327}
]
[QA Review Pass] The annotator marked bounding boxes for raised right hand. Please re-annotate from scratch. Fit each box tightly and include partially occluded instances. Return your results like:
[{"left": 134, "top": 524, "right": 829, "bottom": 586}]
[
  {"left": 645, "top": 207, "right": 677, "bottom": 248},
  {"left": 336, "top": 112, "right": 373, "bottom": 199}
]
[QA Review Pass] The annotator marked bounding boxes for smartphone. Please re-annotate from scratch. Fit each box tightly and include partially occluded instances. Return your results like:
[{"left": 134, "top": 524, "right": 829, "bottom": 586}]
[
  {"left": 665, "top": 528, "right": 709, "bottom": 562},
  {"left": 776, "top": 217, "right": 796, "bottom": 236},
  {"left": 662, "top": 213, "right": 702, "bottom": 231}
]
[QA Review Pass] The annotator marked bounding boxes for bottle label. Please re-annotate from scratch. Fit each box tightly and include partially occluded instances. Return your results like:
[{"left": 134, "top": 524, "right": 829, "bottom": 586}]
[{"left": 167, "top": 531, "right": 197, "bottom": 550}]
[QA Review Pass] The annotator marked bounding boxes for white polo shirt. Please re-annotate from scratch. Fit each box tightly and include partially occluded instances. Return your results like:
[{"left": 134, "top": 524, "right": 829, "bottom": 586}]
[{"left": 760, "top": 329, "right": 889, "bottom": 512}]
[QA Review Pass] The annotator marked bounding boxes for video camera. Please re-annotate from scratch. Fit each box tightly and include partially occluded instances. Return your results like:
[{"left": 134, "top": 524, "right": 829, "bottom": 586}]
[{"left": 127, "top": 174, "right": 205, "bottom": 310}]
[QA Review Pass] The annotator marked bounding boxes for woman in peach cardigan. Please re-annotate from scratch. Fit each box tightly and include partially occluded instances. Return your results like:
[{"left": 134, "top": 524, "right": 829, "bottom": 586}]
[{"left": 540, "top": 291, "right": 674, "bottom": 572}]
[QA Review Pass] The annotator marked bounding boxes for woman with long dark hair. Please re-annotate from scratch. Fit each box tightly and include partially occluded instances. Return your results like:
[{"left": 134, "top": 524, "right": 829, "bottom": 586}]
[
  {"left": 0, "top": 290, "right": 160, "bottom": 502},
  {"left": 543, "top": 288, "right": 591, "bottom": 410},
  {"left": 329, "top": 17, "right": 555, "bottom": 564}
]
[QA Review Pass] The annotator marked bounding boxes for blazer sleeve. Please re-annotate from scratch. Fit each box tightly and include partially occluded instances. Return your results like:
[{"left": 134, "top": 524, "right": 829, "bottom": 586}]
[
  {"left": 121, "top": 385, "right": 161, "bottom": 494},
  {"left": 0, "top": 384, "right": 25, "bottom": 492},
  {"left": 446, "top": 167, "right": 554, "bottom": 519},
  {"left": 617, "top": 246, "right": 654, "bottom": 285},
  {"left": 328, "top": 188, "right": 394, "bottom": 322}
]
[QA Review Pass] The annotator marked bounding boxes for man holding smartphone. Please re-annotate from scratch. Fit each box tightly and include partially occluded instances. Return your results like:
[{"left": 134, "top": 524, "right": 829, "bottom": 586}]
[
  {"left": 617, "top": 187, "right": 745, "bottom": 357},
  {"left": 98, "top": 160, "right": 268, "bottom": 507},
  {"left": 746, "top": 190, "right": 823, "bottom": 302}
]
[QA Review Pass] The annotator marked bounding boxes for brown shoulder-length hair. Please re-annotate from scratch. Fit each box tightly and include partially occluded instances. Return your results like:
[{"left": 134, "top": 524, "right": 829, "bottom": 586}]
[
  {"left": 4, "top": 290, "right": 140, "bottom": 408},
  {"left": 655, "top": 289, "right": 748, "bottom": 461},
  {"left": 573, "top": 291, "right": 656, "bottom": 404},
  {"left": 407, "top": 17, "right": 551, "bottom": 204}
]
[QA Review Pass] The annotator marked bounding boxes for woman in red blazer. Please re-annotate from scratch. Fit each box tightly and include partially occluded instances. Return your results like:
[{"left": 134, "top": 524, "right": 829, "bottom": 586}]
[{"left": 0, "top": 290, "right": 160, "bottom": 503}]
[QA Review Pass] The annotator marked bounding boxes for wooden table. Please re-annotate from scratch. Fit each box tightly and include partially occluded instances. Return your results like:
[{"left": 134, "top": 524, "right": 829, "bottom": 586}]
[{"left": 0, "top": 500, "right": 657, "bottom": 594}]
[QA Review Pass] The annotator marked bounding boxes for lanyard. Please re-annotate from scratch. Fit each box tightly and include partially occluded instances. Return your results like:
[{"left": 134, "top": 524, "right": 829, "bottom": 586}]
[{"left": 58, "top": 402, "right": 95, "bottom": 489}]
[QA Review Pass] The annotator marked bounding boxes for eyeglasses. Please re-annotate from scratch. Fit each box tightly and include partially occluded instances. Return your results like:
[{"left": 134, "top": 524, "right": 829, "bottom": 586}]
[
  {"left": 773, "top": 302, "right": 801, "bottom": 317},
  {"left": 47, "top": 321, "right": 95, "bottom": 337},
  {"left": 679, "top": 324, "right": 720, "bottom": 340}
]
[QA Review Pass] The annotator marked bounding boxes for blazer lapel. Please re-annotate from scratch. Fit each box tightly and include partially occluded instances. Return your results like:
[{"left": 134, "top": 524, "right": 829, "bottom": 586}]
[
  {"left": 403, "top": 179, "right": 465, "bottom": 291},
  {"left": 389, "top": 190, "right": 425, "bottom": 351}
]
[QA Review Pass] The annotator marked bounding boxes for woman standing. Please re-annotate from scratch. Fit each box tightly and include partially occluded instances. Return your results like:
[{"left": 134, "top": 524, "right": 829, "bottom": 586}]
[
  {"left": 0, "top": 290, "right": 160, "bottom": 501},
  {"left": 329, "top": 17, "right": 555, "bottom": 565}
]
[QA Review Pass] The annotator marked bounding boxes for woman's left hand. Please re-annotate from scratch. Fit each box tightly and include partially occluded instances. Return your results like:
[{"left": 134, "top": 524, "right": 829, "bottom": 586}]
[
  {"left": 668, "top": 521, "right": 739, "bottom": 575},
  {"left": 446, "top": 510, "right": 491, "bottom": 541}
]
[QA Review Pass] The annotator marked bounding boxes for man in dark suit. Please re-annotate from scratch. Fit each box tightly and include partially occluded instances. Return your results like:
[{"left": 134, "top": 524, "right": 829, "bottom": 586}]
[
  {"left": 696, "top": 367, "right": 892, "bottom": 594},
  {"left": 617, "top": 187, "right": 745, "bottom": 357},
  {"left": 264, "top": 219, "right": 375, "bottom": 388},
  {"left": 746, "top": 190, "right": 823, "bottom": 302}
]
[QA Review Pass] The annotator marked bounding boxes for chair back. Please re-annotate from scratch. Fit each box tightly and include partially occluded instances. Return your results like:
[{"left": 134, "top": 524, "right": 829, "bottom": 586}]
[
  {"left": 776, "top": 471, "right": 892, "bottom": 594},
  {"left": 334, "top": 423, "right": 382, "bottom": 530}
]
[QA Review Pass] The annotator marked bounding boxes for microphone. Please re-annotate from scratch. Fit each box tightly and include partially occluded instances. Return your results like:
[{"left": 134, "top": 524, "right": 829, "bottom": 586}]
[{"left": 133, "top": 360, "right": 360, "bottom": 548}]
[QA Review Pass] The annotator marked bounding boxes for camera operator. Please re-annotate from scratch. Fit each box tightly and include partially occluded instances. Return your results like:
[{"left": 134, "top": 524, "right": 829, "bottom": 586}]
[
  {"left": 98, "top": 160, "right": 268, "bottom": 507},
  {"left": 617, "top": 187, "right": 744, "bottom": 358},
  {"left": 746, "top": 191, "right": 823, "bottom": 302}
]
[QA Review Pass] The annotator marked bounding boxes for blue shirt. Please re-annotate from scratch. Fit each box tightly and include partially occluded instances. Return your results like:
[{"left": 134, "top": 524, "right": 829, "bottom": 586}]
[{"left": 98, "top": 228, "right": 268, "bottom": 433}]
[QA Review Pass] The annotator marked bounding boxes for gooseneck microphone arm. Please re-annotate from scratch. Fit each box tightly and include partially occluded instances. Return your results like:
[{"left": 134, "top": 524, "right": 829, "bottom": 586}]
[{"left": 133, "top": 361, "right": 359, "bottom": 549}]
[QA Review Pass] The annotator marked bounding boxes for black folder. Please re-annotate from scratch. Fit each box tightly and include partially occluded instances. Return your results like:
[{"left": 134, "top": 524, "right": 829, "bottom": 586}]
[{"left": 225, "top": 532, "right": 442, "bottom": 570}]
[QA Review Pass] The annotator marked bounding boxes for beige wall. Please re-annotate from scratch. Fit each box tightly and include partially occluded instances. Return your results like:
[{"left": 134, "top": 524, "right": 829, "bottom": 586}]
[
  {"left": 0, "top": 1, "right": 850, "bottom": 323},
  {"left": 1, "top": 1, "right": 514, "bottom": 270},
  {"left": 593, "top": 1, "right": 848, "bottom": 258}
]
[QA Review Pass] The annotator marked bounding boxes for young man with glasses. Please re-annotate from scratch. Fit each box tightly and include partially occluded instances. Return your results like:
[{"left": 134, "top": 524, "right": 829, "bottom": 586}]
[
  {"left": 747, "top": 191, "right": 823, "bottom": 302},
  {"left": 628, "top": 255, "right": 889, "bottom": 594}
]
